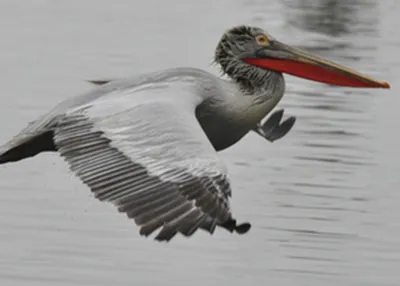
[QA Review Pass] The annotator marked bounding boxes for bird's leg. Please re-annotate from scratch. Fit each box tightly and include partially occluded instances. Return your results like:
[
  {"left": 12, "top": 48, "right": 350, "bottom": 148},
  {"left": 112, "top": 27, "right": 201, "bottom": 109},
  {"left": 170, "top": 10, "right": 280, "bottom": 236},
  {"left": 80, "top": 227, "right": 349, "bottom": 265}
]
[
  {"left": 253, "top": 109, "right": 296, "bottom": 142},
  {"left": 219, "top": 218, "right": 251, "bottom": 234}
]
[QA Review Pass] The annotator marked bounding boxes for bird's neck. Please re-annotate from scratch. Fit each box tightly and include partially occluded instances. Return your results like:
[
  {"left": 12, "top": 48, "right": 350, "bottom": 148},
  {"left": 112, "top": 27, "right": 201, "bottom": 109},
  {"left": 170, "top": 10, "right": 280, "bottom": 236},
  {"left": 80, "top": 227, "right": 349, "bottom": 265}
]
[
  {"left": 216, "top": 65, "right": 285, "bottom": 133},
  {"left": 225, "top": 62, "right": 285, "bottom": 102}
]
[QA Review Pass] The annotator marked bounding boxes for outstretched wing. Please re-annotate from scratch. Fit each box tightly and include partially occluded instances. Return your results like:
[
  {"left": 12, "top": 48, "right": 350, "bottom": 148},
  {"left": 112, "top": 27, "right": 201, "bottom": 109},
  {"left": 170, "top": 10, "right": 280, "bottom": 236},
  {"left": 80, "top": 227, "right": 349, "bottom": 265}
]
[{"left": 53, "top": 83, "right": 234, "bottom": 241}]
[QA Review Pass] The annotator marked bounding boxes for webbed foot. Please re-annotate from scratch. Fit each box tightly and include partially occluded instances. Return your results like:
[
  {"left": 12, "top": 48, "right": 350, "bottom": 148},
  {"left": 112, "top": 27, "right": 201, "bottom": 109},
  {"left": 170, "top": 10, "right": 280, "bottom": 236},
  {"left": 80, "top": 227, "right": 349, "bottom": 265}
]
[
  {"left": 253, "top": 109, "right": 296, "bottom": 142},
  {"left": 219, "top": 218, "right": 251, "bottom": 234}
]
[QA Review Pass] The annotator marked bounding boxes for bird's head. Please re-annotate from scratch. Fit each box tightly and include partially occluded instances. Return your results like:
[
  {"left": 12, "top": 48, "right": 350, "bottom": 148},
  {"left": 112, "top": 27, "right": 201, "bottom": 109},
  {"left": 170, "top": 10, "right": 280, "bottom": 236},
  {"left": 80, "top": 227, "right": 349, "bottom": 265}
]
[{"left": 215, "top": 25, "right": 390, "bottom": 88}]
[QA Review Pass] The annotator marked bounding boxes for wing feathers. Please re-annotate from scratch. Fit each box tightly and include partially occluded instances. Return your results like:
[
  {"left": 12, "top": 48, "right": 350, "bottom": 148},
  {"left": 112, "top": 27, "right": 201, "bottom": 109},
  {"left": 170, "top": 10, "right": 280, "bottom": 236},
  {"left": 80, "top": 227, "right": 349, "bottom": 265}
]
[
  {"left": 177, "top": 210, "right": 206, "bottom": 236},
  {"left": 54, "top": 100, "right": 234, "bottom": 241},
  {"left": 139, "top": 202, "right": 193, "bottom": 237},
  {"left": 134, "top": 195, "right": 186, "bottom": 225},
  {"left": 123, "top": 191, "right": 178, "bottom": 219},
  {"left": 154, "top": 207, "right": 197, "bottom": 241}
]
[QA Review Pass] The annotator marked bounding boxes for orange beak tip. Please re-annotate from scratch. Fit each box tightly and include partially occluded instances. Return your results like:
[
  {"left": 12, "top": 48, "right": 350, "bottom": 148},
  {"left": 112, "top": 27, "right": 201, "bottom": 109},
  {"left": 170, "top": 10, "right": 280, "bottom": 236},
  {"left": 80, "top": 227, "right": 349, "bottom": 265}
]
[{"left": 383, "top": 81, "right": 391, "bottom": 89}]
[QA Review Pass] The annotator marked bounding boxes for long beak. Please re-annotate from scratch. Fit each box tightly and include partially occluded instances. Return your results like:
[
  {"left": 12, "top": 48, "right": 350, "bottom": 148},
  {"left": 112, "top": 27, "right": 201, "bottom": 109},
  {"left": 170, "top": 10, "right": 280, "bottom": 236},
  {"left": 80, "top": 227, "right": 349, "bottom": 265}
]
[{"left": 243, "top": 40, "right": 390, "bottom": 88}]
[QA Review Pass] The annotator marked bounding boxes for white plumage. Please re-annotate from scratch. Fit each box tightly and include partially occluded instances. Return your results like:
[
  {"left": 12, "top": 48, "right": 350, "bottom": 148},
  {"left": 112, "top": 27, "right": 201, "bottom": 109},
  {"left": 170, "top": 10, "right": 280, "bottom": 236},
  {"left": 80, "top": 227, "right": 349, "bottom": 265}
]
[{"left": 2, "top": 24, "right": 382, "bottom": 242}]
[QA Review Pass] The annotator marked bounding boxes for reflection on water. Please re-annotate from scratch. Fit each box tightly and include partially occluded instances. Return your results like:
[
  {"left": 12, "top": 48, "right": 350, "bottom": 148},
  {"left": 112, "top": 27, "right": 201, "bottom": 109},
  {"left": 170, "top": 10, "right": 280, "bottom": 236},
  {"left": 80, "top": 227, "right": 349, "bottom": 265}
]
[
  {"left": 232, "top": 0, "right": 399, "bottom": 284},
  {"left": 266, "top": 0, "right": 379, "bottom": 252},
  {"left": 283, "top": 0, "right": 378, "bottom": 37},
  {"left": 0, "top": 0, "right": 399, "bottom": 286}
]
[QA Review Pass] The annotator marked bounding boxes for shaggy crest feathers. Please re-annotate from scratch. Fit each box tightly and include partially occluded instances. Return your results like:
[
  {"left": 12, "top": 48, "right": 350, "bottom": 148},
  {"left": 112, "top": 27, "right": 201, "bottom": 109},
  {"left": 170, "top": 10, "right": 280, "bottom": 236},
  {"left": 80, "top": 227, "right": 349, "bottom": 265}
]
[{"left": 213, "top": 25, "right": 279, "bottom": 94}]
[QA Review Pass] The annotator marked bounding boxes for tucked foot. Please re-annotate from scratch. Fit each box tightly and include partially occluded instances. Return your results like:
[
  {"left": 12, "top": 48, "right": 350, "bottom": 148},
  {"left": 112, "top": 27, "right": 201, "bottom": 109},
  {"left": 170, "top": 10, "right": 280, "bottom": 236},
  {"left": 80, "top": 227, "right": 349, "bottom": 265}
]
[
  {"left": 253, "top": 109, "right": 296, "bottom": 142},
  {"left": 235, "top": 223, "right": 251, "bottom": 234},
  {"left": 220, "top": 218, "right": 251, "bottom": 235}
]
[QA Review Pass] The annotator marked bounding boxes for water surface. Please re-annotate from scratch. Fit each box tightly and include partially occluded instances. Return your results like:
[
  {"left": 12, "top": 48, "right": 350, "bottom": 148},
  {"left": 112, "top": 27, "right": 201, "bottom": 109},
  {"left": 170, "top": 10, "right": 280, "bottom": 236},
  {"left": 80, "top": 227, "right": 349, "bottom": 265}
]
[{"left": 0, "top": 1, "right": 399, "bottom": 285}]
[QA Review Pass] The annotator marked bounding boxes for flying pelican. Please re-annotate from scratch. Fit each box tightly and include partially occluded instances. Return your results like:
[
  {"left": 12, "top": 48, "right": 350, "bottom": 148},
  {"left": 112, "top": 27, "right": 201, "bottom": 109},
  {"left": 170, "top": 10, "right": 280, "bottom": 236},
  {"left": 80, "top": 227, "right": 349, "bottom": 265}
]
[{"left": 0, "top": 26, "right": 390, "bottom": 242}]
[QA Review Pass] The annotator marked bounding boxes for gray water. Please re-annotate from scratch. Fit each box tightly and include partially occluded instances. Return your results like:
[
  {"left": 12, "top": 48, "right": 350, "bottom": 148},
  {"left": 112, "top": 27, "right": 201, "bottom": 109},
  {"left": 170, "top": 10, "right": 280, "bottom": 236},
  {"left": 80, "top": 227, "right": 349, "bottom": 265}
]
[{"left": 0, "top": 0, "right": 399, "bottom": 285}]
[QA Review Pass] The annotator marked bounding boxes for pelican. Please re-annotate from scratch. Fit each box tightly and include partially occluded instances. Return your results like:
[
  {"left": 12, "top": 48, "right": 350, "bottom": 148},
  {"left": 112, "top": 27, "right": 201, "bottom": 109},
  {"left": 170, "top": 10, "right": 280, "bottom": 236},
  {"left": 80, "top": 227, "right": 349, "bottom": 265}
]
[{"left": 0, "top": 26, "right": 389, "bottom": 242}]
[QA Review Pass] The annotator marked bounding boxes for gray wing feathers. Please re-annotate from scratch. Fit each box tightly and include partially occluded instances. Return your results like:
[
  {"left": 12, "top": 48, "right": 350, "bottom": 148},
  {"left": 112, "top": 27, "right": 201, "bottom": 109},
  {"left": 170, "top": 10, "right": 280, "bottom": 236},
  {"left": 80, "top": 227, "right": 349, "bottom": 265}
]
[{"left": 53, "top": 91, "right": 232, "bottom": 241}]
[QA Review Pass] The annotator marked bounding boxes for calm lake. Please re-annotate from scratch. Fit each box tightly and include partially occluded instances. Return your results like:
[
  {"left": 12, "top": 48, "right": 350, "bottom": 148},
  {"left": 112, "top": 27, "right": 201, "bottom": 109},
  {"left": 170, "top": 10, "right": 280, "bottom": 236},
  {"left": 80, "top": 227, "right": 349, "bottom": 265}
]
[{"left": 0, "top": 0, "right": 399, "bottom": 285}]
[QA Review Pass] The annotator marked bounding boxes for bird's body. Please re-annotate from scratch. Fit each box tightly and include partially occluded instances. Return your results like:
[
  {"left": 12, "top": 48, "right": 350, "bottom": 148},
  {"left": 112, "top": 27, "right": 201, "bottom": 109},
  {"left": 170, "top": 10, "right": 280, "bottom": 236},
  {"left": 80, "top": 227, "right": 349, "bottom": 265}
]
[
  {"left": 0, "top": 66, "right": 282, "bottom": 240},
  {"left": 0, "top": 26, "right": 389, "bottom": 242},
  {"left": 1, "top": 67, "right": 285, "bottom": 160}
]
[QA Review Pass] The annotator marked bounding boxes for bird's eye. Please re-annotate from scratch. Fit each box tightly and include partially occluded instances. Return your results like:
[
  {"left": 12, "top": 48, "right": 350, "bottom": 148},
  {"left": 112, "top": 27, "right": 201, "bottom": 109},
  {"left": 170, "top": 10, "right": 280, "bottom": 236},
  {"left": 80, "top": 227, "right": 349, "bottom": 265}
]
[{"left": 255, "top": 35, "right": 269, "bottom": 46}]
